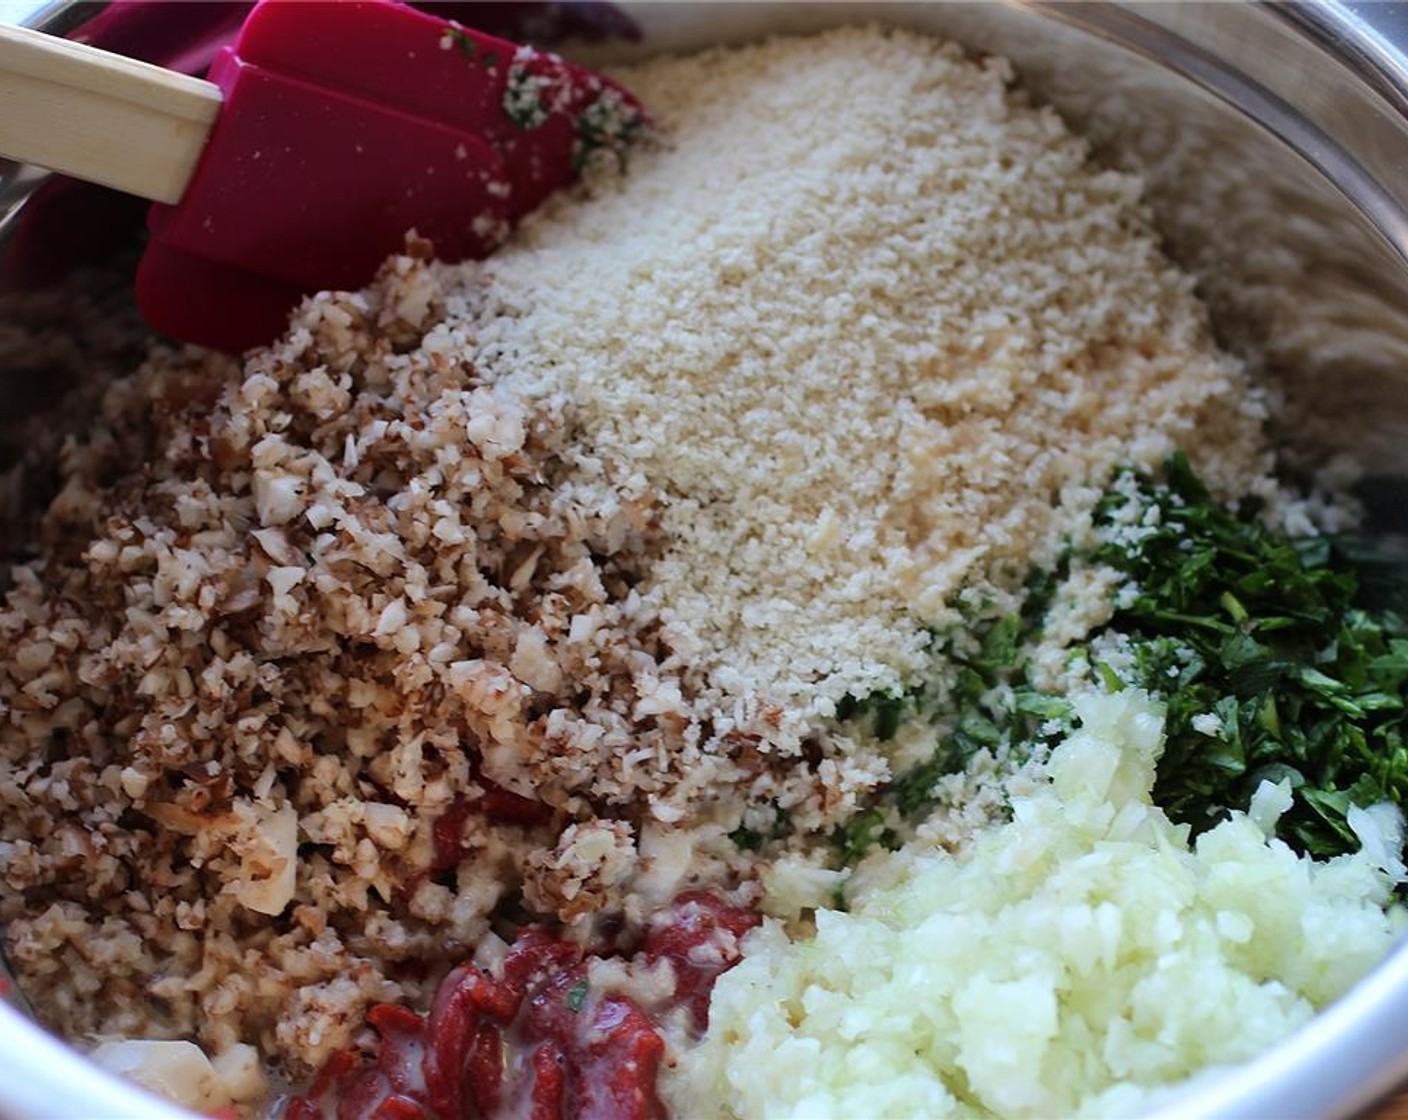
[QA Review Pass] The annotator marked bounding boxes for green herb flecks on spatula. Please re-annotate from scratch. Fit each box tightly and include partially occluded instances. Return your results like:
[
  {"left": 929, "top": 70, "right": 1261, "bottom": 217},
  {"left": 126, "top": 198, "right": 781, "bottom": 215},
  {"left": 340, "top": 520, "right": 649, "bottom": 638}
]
[{"left": 0, "top": 0, "right": 644, "bottom": 352}]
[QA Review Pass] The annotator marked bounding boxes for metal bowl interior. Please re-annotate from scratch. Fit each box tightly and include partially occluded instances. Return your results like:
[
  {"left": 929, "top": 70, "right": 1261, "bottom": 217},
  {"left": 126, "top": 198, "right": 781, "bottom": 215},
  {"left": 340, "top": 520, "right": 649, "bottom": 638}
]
[{"left": 2, "top": 2, "right": 1408, "bottom": 1118}]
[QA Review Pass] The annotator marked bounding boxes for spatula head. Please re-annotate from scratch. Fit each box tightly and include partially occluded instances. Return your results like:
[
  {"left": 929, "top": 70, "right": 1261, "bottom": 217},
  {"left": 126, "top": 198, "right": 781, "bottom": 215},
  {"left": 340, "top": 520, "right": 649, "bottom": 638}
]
[{"left": 136, "top": 0, "right": 642, "bottom": 353}]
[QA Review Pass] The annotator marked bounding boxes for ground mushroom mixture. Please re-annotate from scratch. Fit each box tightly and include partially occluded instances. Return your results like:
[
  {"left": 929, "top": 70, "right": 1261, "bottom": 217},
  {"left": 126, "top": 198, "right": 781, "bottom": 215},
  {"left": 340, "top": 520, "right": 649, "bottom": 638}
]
[{"left": 0, "top": 25, "right": 1403, "bottom": 1120}]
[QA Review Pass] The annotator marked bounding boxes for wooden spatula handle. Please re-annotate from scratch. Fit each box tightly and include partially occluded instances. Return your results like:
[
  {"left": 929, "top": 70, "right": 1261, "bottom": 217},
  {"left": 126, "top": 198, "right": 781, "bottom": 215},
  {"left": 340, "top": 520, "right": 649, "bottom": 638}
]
[{"left": 0, "top": 23, "right": 221, "bottom": 204}]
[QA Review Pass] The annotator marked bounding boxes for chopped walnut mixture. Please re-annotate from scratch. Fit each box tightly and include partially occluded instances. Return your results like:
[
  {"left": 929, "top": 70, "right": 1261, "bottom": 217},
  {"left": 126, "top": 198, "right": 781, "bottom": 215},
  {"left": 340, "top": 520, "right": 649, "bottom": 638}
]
[{"left": 0, "top": 255, "right": 871, "bottom": 1076}]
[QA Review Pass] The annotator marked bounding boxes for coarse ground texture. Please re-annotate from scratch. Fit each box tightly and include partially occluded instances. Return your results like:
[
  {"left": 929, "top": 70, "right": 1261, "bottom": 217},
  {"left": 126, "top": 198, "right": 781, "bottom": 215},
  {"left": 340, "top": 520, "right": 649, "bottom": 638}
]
[
  {"left": 0, "top": 25, "right": 1275, "bottom": 1092},
  {"left": 0, "top": 258, "right": 753, "bottom": 1078}
]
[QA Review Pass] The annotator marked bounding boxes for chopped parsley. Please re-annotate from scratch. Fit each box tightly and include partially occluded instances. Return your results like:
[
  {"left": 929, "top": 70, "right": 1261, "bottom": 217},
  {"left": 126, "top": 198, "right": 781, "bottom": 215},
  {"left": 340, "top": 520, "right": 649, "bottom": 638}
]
[
  {"left": 832, "top": 452, "right": 1408, "bottom": 864},
  {"left": 1090, "top": 452, "right": 1408, "bottom": 857},
  {"left": 880, "top": 600, "right": 1074, "bottom": 825},
  {"left": 504, "top": 59, "right": 552, "bottom": 130},
  {"left": 730, "top": 805, "right": 790, "bottom": 852},
  {"left": 441, "top": 26, "right": 498, "bottom": 69},
  {"left": 831, "top": 808, "right": 899, "bottom": 865},
  {"left": 831, "top": 600, "right": 1072, "bottom": 861},
  {"left": 729, "top": 826, "right": 766, "bottom": 852},
  {"left": 835, "top": 689, "right": 909, "bottom": 741},
  {"left": 565, "top": 977, "right": 588, "bottom": 1013},
  {"left": 573, "top": 91, "right": 645, "bottom": 172}
]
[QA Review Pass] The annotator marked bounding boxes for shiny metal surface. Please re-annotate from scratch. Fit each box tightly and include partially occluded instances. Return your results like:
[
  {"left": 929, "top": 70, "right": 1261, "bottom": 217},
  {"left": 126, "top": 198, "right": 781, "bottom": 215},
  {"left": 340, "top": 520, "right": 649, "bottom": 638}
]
[{"left": 3, "top": 2, "right": 1408, "bottom": 1119}]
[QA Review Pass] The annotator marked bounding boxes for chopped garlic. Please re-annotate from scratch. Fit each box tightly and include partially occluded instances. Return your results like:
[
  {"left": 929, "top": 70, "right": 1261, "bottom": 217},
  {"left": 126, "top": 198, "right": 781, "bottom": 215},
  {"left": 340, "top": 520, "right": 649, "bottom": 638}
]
[
  {"left": 230, "top": 803, "right": 298, "bottom": 916},
  {"left": 674, "top": 691, "right": 1405, "bottom": 1119}
]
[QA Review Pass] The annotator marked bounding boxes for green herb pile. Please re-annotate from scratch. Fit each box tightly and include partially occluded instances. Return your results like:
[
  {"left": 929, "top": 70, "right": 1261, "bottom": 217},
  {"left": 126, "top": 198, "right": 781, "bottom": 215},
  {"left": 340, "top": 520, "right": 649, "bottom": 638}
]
[
  {"left": 820, "top": 453, "right": 1408, "bottom": 865},
  {"left": 1091, "top": 453, "right": 1408, "bottom": 857}
]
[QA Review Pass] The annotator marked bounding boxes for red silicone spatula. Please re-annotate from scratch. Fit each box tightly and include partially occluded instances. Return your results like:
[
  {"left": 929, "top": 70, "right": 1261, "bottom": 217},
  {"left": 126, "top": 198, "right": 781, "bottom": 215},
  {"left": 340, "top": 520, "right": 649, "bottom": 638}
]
[{"left": 0, "top": 0, "right": 642, "bottom": 352}]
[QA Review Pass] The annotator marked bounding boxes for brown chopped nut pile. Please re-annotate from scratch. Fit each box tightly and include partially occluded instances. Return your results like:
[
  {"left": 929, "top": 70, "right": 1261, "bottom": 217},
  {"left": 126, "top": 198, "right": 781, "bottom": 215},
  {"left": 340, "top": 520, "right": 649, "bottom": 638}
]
[{"left": 0, "top": 256, "right": 819, "bottom": 1075}]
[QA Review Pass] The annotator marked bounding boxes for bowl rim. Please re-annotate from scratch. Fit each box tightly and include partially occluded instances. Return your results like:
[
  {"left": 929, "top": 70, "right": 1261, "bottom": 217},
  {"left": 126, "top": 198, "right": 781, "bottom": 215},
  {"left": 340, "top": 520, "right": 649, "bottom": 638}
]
[{"left": 3, "top": 3, "right": 1408, "bottom": 1119}]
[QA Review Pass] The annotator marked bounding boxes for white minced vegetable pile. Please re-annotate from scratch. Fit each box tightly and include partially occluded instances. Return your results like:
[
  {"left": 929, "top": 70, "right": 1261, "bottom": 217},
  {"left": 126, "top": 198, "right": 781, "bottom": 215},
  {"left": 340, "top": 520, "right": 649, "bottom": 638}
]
[
  {"left": 672, "top": 691, "right": 1405, "bottom": 1118},
  {"left": 0, "top": 24, "right": 1402, "bottom": 1120}
]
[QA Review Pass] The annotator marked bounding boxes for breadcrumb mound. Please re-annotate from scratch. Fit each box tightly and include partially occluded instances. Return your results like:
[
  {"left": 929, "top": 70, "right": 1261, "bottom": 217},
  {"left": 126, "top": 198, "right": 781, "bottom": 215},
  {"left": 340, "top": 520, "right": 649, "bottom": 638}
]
[{"left": 470, "top": 26, "right": 1270, "bottom": 738}]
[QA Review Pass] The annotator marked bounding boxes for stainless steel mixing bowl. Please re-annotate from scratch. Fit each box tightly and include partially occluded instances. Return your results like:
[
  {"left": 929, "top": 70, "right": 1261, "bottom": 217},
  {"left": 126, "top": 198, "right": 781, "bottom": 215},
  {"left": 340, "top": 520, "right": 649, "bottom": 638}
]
[{"left": 3, "top": 2, "right": 1408, "bottom": 1117}]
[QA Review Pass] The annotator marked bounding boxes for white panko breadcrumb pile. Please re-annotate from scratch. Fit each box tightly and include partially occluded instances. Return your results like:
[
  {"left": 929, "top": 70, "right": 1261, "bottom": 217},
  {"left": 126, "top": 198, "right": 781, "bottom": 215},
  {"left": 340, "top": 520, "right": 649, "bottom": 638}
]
[
  {"left": 0, "top": 23, "right": 1373, "bottom": 1115},
  {"left": 470, "top": 27, "right": 1271, "bottom": 735}
]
